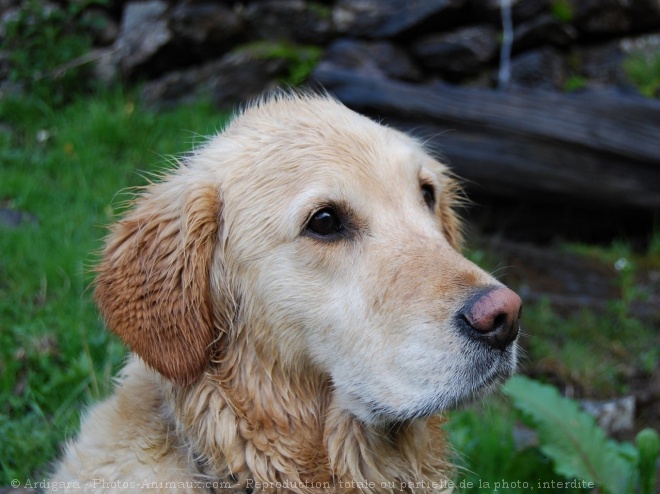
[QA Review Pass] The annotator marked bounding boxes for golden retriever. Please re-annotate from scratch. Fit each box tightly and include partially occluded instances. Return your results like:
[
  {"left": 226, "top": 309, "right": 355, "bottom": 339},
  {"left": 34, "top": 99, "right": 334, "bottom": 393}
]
[{"left": 51, "top": 93, "right": 521, "bottom": 493}]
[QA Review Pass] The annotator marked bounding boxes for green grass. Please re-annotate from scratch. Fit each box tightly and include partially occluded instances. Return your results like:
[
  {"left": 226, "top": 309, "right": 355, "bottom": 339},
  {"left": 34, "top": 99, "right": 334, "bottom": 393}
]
[
  {"left": 550, "top": 0, "right": 575, "bottom": 23},
  {"left": 0, "top": 89, "right": 226, "bottom": 482},
  {"left": 625, "top": 51, "right": 660, "bottom": 98},
  {"left": 564, "top": 75, "right": 588, "bottom": 93},
  {"left": 3, "top": 0, "right": 99, "bottom": 107},
  {"left": 522, "top": 299, "right": 659, "bottom": 395},
  {"left": 531, "top": 239, "right": 660, "bottom": 393}
]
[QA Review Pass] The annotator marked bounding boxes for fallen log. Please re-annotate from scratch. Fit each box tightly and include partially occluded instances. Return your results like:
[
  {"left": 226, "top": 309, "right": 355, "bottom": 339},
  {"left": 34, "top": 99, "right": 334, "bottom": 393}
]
[{"left": 313, "top": 66, "right": 660, "bottom": 210}]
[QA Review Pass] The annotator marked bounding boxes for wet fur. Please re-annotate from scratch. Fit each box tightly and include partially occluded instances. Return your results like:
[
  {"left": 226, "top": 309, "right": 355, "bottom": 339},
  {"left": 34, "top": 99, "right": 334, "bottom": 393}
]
[{"left": 51, "top": 94, "right": 516, "bottom": 493}]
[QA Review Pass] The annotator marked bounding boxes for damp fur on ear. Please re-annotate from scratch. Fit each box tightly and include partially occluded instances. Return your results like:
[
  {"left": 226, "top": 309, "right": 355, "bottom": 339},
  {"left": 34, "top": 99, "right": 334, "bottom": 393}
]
[{"left": 95, "top": 174, "right": 221, "bottom": 386}]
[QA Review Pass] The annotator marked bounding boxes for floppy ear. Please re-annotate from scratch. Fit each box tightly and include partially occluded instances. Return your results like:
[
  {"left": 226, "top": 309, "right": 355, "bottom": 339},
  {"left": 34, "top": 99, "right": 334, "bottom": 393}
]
[{"left": 95, "top": 174, "right": 221, "bottom": 386}]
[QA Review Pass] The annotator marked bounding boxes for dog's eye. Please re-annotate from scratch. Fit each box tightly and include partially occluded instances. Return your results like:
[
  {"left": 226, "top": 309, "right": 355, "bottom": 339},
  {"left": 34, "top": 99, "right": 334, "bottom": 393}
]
[
  {"left": 421, "top": 184, "right": 436, "bottom": 210},
  {"left": 307, "top": 208, "right": 342, "bottom": 237}
]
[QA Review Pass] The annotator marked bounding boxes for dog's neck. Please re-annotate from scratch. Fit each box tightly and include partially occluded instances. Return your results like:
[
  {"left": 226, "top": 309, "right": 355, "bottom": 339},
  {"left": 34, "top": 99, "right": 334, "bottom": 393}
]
[{"left": 167, "top": 333, "right": 450, "bottom": 492}]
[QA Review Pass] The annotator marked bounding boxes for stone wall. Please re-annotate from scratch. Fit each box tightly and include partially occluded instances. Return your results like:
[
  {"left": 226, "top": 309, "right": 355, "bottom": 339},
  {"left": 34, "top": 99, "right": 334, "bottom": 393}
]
[
  {"left": 2, "top": 0, "right": 659, "bottom": 240},
  {"left": 6, "top": 0, "right": 656, "bottom": 106}
]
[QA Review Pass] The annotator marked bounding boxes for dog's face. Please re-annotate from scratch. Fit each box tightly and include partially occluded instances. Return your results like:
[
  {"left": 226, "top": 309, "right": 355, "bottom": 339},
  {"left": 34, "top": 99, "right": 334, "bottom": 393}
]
[{"left": 96, "top": 95, "right": 520, "bottom": 426}]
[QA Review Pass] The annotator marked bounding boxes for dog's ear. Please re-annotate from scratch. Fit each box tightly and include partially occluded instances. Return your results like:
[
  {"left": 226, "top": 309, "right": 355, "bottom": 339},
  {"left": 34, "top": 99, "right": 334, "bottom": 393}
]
[{"left": 95, "top": 175, "right": 221, "bottom": 386}]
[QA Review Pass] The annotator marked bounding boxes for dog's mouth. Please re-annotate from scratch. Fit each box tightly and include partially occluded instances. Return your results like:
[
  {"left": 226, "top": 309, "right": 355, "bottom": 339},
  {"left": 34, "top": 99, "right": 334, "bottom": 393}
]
[{"left": 357, "top": 341, "right": 518, "bottom": 425}]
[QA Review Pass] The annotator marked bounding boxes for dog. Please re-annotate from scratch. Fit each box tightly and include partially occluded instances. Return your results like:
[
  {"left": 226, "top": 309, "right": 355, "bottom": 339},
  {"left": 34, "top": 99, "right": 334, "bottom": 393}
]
[{"left": 51, "top": 93, "right": 521, "bottom": 493}]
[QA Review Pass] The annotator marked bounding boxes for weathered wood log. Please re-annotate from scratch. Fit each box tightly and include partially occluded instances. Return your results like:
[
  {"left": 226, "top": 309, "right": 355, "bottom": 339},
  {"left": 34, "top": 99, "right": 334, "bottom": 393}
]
[{"left": 313, "top": 66, "right": 660, "bottom": 210}]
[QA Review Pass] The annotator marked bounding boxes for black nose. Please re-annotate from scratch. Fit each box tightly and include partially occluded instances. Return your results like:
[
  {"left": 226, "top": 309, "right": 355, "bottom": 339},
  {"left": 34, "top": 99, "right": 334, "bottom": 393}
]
[{"left": 458, "top": 287, "right": 522, "bottom": 350}]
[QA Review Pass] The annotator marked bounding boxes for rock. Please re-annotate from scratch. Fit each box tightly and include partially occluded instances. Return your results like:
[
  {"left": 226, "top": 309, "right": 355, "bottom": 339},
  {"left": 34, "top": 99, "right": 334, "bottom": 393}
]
[
  {"left": 113, "top": 1, "right": 246, "bottom": 79},
  {"left": 318, "top": 38, "right": 423, "bottom": 82},
  {"left": 511, "top": 0, "right": 552, "bottom": 21},
  {"left": 114, "top": 1, "right": 248, "bottom": 78},
  {"left": 0, "top": 0, "right": 20, "bottom": 15},
  {"left": 628, "top": 0, "right": 660, "bottom": 31},
  {"left": 141, "top": 49, "right": 287, "bottom": 109},
  {"left": 575, "top": 41, "right": 628, "bottom": 89},
  {"left": 513, "top": 13, "right": 577, "bottom": 52},
  {"left": 169, "top": 2, "right": 243, "bottom": 46},
  {"left": 412, "top": 25, "right": 498, "bottom": 78},
  {"left": 513, "top": 423, "right": 539, "bottom": 449},
  {"left": 570, "top": 35, "right": 660, "bottom": 94},
  {"left": 581, "top": 396, "right": 636, "bottom": 435},
  {"left": 114, "top": 0, "right": 171, "bottom": 77},
  {"left": 466, "top": 0, "right": 551, "bottom": 23},
  {"left": 573, "top": 0, "right": 660, "bottom": 34},
  {"left": 621, "top": 33, "right": 660, "bottom": 58},
  {"left": 0, "top": 209, "right": 38, "bottom": 229},
  {"left": 90, "top": 47, "right": 120, "bottom": 86},
  {"left": 80, "top": 7, "right": 119, "bottom": 46},
  {"left": 243, "top": 0, "right": 335, "bottom": 44},
  {"left": 509, "top": 47, "right": 566, "bottom": 90},
  {"left": 333, "top": 0, "right": 465, "bottom": 38},
  {"left": 574, "top": 0, "right": 631, "bottom": 35}
]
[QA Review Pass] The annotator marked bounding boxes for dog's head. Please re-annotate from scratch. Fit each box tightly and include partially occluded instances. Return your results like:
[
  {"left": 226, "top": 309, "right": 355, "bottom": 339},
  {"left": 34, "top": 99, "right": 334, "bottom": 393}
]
[{"left": 96, "top": 94, "right": 521, "bottom": 425}]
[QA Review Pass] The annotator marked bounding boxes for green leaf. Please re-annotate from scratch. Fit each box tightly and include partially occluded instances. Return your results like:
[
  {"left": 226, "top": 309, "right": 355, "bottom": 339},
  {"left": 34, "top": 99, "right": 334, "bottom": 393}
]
[
  {"left": 503, "top": 376, "right": 635, "bottom": 494},
  {"left": 636, "top": 428, "right": 660, "bottom": 494}
]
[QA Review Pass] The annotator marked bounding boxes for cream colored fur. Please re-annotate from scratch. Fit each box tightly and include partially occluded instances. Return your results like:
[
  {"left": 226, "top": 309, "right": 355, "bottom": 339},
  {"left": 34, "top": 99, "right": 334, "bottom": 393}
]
[{"left": 50, "top": 94, "right": 517, "bottom": 493}]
